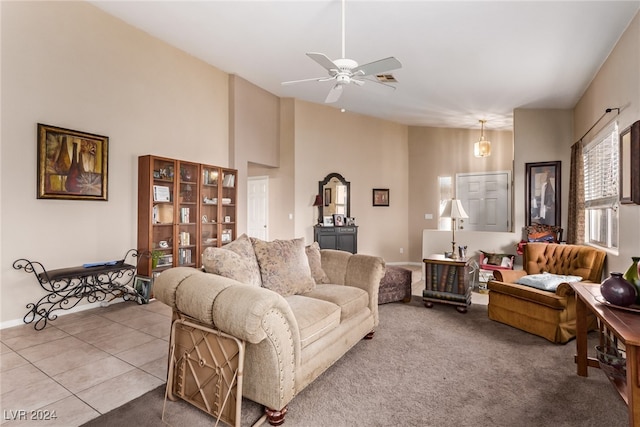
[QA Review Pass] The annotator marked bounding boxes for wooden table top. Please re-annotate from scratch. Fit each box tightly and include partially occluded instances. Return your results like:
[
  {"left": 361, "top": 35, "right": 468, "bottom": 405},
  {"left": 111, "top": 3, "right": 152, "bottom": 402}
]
[{"left": 571, "top": 282, "right": 640, "bottom": 346}]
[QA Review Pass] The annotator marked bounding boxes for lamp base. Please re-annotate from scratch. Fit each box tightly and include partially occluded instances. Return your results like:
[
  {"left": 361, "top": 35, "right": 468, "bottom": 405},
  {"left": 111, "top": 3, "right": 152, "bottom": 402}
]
[{"left": 450, "top": 241, "right": 459, "bottom": 259}]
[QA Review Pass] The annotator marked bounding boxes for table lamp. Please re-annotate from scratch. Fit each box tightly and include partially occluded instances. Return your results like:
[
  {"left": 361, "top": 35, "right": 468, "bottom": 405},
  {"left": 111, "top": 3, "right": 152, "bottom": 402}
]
[
  {"left": 313, "top": 194, "right": 323, "bottom": 224},
  {"left": 441, "top": 199, "right": 469, "bottom": 259}
]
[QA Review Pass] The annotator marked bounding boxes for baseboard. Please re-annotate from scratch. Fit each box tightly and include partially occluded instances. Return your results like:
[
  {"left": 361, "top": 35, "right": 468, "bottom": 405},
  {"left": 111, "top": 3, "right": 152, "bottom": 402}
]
[
  {"left": 0, "top": 298, "right": 127, "bottom": 330},
  {"left": 385, "top": 261, "right": 422, "bottom": 267}
]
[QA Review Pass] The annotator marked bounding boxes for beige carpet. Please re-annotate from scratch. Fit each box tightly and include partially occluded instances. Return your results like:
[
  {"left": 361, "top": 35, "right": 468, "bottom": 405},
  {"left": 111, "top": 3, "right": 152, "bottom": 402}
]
[{"left": 83, "top": 298, "right": 627, "bottom": 427}]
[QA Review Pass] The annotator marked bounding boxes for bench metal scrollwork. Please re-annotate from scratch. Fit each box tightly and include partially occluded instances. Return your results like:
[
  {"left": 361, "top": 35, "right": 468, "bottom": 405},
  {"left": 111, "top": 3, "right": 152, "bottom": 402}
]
[{"left": 13, "top": 249, "right": 148, "bottom": 330}]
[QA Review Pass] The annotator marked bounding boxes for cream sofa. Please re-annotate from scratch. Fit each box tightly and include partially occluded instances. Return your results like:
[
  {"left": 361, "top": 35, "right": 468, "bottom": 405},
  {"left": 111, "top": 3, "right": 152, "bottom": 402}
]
[{"left": 153, "top": 235, "right": 385, "bottom": 425}]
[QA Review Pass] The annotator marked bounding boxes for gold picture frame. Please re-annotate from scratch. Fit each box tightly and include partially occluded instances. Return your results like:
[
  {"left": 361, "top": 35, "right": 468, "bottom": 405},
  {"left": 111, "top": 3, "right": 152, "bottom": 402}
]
[{"left": 37, "top": 123, "right": 108, "bottom": 200}]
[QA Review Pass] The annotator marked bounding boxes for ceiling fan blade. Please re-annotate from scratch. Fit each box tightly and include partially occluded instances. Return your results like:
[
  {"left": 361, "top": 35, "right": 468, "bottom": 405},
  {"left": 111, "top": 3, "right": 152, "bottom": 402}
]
[
  {"left": 307, "top": 52, "right": 338, "bottom": 72},
  {"left": 353, "top": 57, "right": 402, "bottom": 77},
  {"left": 282, "top": 76, "right": 336, "bottom": 85},
  {"left": 360, "top": 76, "right": 397, "bottom": 89},
  {"left": 325, "top": 84, "right": 343, "bottom": 103}
]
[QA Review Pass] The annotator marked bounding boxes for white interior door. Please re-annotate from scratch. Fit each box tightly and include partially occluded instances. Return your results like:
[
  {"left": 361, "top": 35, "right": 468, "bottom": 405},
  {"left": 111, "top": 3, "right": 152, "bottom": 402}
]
[
  {"left": 247, "top": 176, "right": 268, "bottom": 240},
  {"left": 456, "top": 171, "right": 511, "bottom": 232}
]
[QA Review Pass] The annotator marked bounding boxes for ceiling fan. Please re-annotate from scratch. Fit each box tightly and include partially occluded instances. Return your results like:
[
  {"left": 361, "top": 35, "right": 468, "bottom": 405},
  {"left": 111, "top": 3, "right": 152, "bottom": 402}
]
[{"left": 282, "top": 0, "right": 402, "bottom": 104}]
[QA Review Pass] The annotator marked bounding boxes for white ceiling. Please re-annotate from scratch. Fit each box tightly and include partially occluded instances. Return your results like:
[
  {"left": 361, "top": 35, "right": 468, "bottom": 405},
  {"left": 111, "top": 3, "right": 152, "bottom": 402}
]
[{"left": 90, "top": 0, "right": 639, "bottom": 130}]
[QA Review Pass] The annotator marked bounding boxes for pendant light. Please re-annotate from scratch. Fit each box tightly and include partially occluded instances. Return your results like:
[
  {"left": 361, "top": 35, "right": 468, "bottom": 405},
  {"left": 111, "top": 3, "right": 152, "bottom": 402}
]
[{"left": 474, "top": 120, "right": 491, "bottom": 158}]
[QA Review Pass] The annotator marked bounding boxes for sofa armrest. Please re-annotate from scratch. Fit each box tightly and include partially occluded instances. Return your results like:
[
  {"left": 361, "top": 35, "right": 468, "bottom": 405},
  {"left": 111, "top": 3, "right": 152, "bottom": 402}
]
[
  {"left": 154, "top": 267, "right": 300, "bottom": 411},
  {"left": 154, "top": 267, "right": 301, "bottom": 346},
  {"left": 492, "top": 269, "right": 527, "bottom": 283},
  {"left": 344, "top": 254, "right": 385, "bottom": 327}
]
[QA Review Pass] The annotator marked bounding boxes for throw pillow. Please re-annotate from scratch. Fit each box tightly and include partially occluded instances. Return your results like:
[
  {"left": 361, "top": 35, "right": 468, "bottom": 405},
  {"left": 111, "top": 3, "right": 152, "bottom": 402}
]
[
  {"left": 251, "top": 237, "right": 316, "bottom": 296},
  {"left": 202, "top": 234, "right": 262, "bottom": 286},
  {"left": 305, "top": 242, "right": 331, "bottom": 284},
  {"left": 481, "top": 251, "right": 514, "bottom": 267},
  {"left": 516, "top": 273, "right": 583, "bottom": 292}
]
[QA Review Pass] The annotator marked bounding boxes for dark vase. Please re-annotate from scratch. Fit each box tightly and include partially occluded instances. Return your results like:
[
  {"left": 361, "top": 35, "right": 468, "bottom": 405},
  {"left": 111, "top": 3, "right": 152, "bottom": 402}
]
[
  {"left": 601, "top": 272, "right": 637, "bottom": 307},
  {"left": 623, "top": 257, "right": 640, "bottom": 304}
]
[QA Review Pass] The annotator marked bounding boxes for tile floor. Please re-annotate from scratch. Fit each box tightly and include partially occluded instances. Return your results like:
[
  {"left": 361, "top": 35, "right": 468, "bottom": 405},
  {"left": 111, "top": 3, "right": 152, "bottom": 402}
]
[{"left": 0, "top": 300, "right": 172, "bottom": 426}]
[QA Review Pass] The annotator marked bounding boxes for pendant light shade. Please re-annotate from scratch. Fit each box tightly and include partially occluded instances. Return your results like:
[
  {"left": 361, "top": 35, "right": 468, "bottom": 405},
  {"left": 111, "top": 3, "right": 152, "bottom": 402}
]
[{"left": 474, "top": 120, "right": 491, "bottom": 158}]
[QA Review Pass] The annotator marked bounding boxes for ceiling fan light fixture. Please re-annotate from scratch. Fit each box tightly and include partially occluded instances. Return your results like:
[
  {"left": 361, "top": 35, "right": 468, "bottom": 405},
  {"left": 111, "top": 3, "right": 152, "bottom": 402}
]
[{"left": 474, "top": 120, "right": 491, "bottom": 158}]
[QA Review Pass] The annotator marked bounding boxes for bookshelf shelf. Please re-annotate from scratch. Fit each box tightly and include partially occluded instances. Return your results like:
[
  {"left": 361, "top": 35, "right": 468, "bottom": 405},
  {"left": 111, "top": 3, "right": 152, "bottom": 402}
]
[{"left": 422, "top": 255, "right": 473, "bottom": 313}]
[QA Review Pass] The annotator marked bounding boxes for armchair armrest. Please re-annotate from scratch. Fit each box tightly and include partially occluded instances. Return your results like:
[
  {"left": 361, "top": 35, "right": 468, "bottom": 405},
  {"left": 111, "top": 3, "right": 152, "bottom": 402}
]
[{"left": 492, "top": 269, "right": 527, "bottom": 283}]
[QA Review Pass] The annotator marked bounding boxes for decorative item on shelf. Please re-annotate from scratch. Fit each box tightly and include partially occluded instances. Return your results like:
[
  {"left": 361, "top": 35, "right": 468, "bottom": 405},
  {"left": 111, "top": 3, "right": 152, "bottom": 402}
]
[
  {"left": 323, "top": 216, "right": 334, "bottom": 227},
  {"left": 345, "top": 217, "right": 356, "bottom": 226},
  {"left": 151, "top": 250, "right": 163, "bottom": 269},
  {"left": 623, "top": 256, "right": 640, "bottom": 304},
  {"left": 333, "top": 214, "right": 344, "bottom": 226},
  {"left": 474, "top": 119, "right": 491, "bottom": 158},
  {"left": 313, "top": 194, "right": 323, "bottom": 224},
  {"left": 441, "top": 199, "right": 469, "bottom": 260},
  {"left": 458, "top": 245, "right": 467, "bottom": 260},
  {"left": 600, "top": 272, "right": 637, "bottom": 307},
  {"left": 180, "top": 166, "right": 193, "bottom": 181}
]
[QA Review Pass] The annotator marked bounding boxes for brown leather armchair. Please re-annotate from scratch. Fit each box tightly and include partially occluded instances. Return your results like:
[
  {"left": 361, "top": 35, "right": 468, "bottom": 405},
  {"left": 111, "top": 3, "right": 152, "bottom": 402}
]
[{"left": 488, "top": 243, "right": 606, "bottom": 344}]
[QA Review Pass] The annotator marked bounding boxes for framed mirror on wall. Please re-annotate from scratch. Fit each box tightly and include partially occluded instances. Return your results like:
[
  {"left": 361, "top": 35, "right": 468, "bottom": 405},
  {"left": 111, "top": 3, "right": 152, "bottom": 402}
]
[
  {"left": 318, "top": 173, "right": 350, "bottom": 222},
  {"left": 525, "top": 161, "right": 561, "bottom": 226},
  {"left": 620, "top": 120, "right": 640, "bottom": 205}
]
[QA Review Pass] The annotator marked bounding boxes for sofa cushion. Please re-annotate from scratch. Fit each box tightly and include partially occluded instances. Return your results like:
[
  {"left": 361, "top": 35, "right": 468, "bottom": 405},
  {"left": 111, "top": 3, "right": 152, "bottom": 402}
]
[
  {"left": 285, "top": 295, "right": 340, "bottom": 349},
  {"left": 302, "top": 284, "right": 369, "bottom": 322},
  {"left": 251, "top": 237, "right": 316, "bottom": 297},
  {"left": 305, "top": 242, "right": 330, "bottom": 284},
  {"left": 516, "top": 273, "right": 583, "bottom": 291},
  {"left": 202, "top": 234, "right": 261, "bottom": 286}
]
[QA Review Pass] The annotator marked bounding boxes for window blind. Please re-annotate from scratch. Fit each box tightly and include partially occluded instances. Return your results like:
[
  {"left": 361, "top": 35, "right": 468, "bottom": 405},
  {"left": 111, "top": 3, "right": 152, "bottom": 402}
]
[{"left": 583, "top": 122, "right": 619, "bottom": 208}]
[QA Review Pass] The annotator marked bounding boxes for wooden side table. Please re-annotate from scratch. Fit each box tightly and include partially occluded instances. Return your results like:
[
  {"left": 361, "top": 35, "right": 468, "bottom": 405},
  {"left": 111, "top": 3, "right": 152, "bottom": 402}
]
[
  {"left": 423, "top": 255, "right": 473, "bottom": 313},
  {"left": 572, "top": 282, "right": 640, "bottom": 427}
]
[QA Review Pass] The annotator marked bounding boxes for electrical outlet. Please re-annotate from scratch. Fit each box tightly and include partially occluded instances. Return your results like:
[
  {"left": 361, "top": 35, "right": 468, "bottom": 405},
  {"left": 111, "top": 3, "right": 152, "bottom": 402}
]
[{"left": 424, "top": 213, "right": 433, "bottom": 220}]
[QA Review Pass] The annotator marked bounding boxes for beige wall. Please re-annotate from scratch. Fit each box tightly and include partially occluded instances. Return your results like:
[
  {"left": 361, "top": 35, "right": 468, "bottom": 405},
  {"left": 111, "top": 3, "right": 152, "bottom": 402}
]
[
  {"left": 573, "top": 11, "right": 640, "bottom": 274},
  {"left": 292, "top": 101, "right": 409, "bottom": 261},
  {"left": 513, "top": 109, "right": 574, "bottom": 234},
  {"left": 1, "top": 1, "right": 229, "bottom": 325},
  {"left": 229, "top": 75, "right": 281, "bottom": 233},
  {"left": 408, "top": 126, "right": 514, "bottom": 260}
]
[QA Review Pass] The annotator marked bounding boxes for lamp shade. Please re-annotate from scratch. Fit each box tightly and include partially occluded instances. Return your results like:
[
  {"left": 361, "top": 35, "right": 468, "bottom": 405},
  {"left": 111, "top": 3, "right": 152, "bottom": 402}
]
[
  {"left": 474, "top": 137, "right": 491, "bottom": 157},
  {"left": 474, "top": 119, "right": 491, "bottom": 158},
  {"left": 313, "top": 194, "right": 323, "bottom": 207},
  {"left": 441, "top": 199, "right": 469, "bottom": 219}
]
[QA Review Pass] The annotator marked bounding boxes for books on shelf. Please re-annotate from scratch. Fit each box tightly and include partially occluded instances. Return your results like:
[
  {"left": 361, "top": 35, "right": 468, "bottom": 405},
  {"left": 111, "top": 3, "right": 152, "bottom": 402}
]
[
  {"left": 222, "top": 173, "right": 235, "bottom": 188},
  {"left": 178, "top": 248, "right": 192, "bottom": 265},
  {"left": 179, "top": 232, "right": 190, "bottom": 246},
  {"left": 180, "top": 207, "right": 190, "bottom": 223}
]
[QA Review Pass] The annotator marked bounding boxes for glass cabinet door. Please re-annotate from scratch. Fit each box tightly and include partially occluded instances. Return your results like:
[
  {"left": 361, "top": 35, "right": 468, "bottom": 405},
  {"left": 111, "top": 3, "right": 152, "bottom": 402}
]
[
  {"left": 151, "top": 157, "right": 175, "bottom": 271},
  {"left": 201, "top": 166, "right": 220, "bottom": 255},
  {"left": 177, "top": 161, "right": 198, "bottom": 268}
]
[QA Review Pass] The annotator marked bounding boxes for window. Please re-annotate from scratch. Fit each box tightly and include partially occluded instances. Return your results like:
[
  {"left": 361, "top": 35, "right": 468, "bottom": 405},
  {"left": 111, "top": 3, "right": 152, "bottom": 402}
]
[
  {"left": 438, "top": 176, "right": 452, "bottom": 230},
  {"left": 583, "top": 122, "right": 618, "bottom": 250}
]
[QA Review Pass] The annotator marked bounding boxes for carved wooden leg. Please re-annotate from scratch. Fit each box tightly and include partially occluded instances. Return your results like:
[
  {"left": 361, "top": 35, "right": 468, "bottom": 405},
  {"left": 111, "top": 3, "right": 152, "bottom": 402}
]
[
  {"left": 364, "top": 331, "right": 375, "bottom": 339},
  {"left": 265, "top": 406, "right": 287, "bottom": 426}
]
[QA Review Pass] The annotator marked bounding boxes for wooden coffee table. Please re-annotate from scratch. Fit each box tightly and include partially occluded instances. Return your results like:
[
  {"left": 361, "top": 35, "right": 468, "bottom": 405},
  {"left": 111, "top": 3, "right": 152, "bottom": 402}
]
[{"left": 572, "top": 282, "right": 640, "bottom": 427}]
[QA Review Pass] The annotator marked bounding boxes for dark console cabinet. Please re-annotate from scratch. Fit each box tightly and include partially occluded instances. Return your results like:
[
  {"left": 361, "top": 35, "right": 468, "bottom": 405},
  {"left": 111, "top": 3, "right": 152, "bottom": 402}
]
[{"left": 314, "top": 226, "right": 358, "bottom": 254}]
